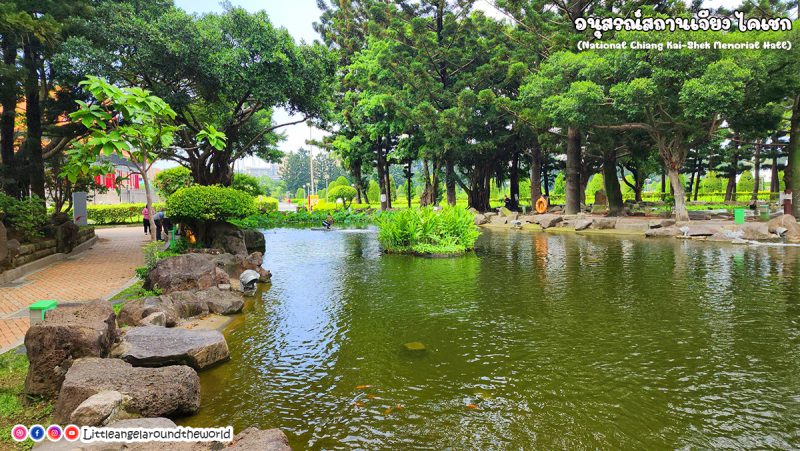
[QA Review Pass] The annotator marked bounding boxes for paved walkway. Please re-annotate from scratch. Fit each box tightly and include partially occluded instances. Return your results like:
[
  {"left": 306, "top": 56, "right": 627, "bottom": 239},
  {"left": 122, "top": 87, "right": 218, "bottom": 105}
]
[{"left": 0, "top": 226, "right": 147, "bottom": 353}]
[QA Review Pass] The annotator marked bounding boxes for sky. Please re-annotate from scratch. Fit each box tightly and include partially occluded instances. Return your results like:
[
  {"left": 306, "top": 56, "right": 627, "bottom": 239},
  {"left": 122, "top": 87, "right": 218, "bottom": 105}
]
[{"left": 174, "top": 0, "right": 746, "bottom": 167}]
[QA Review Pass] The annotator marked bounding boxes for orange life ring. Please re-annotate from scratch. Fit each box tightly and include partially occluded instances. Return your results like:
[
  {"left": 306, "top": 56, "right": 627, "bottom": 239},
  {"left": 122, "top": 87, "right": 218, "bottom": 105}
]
[{"left": 535, "top": 196, "right": 548, "bottom": 214}]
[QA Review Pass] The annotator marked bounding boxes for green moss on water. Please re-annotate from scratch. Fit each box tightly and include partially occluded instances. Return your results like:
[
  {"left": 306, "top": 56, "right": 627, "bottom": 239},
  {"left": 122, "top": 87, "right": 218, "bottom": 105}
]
[{"left": 0, "top": 351, "right": 52, "bottom": 450}]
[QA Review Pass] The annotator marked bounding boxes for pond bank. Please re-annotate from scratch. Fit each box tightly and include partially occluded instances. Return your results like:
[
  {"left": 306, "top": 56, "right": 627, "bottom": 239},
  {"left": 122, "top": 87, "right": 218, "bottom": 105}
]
[{"left": 478, "top": 211, "right": 800, "bottom": 245}]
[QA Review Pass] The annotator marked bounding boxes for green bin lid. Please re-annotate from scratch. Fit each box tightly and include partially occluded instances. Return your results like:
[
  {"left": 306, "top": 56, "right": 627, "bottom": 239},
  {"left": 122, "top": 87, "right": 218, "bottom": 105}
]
[{"left": 30, "top": 300, "right": 57, "bottom": 311}]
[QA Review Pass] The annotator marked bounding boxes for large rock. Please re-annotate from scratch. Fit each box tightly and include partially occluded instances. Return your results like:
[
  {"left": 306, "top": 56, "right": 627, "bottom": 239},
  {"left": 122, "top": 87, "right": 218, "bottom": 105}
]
[
  {"left": 0, "top": 222, "right": 7, "bottom": 264},
  {"left": 227, "top": 427, "right": 291, "bottom": 451},
  {"left": 53, "top": 358, "right": 200, "bottom": 423},
  {"left": 50, "top": 213, "right": 80, "bottom": 254},
  {"left": 590, "top": 218, "right": 618, "bottom": 230},
  {"left": 25, "top": 300, "right": 117, "bottom": 398},
  {"left": 69, "top": 390, "right": 131, "bottom": 426},
  {"left": 111, "top": 326, "right": 229, "bottom": 370},
  {"left": 573, "top": 219, "right": 592, "bottom": 231},
  {"left": 490, "top": 215, "right": 508, "bottom": 225},
  {"left": 118, "top": 296, "right": 179, "bottom": 328},
  {"left": 645, "top": 226, "right": 680, "bottom": 238},
  {"left": 648, "top": 219, "right": 676, "bottom": 229},
  {"left": 168, "top": 291, "right": 211, "bottom": 318},
  {"left": 738, "top": 223, "right": 777, "bottom": 241},
  {"left": 768, "top": 214, "right": 800, "bottom": 237},
  {"left": 146, "top": 253, "right": 230, "bottom": 294},
  {"left": 191, "top": 287, "right": 244, "bottom": 315},
  {"left": 474, "top": 214, "right": 488, "bottom": 226},
  {"left": 243, "top": 228, "right": 266, "bottom": 255},
  {"left": 207, "top": 222, "right": 248, "bottom": 255},
  {"left": 538, "top": 215, "right": 563, "bottom": 229}
]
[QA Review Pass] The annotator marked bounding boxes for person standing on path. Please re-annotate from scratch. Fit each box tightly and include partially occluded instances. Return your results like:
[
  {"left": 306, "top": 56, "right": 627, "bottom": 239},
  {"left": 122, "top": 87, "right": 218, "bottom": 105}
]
[
  {"left": 154, "top": 208, "right": 164, "bottom": 241},
  {"left": 142, "top": 206, "right": 151, "bottom": 235}
]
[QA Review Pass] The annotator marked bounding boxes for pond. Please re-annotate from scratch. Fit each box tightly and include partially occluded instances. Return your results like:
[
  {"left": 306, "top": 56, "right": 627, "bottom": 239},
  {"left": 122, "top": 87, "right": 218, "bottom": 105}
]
[{"left": 178, "top": 228, "right": 800, "bottom": 449}]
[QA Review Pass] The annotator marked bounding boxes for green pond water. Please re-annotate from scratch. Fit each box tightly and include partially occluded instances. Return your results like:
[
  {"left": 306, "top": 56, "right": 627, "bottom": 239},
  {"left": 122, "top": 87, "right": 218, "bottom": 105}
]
[{"left": 179, "top": 228, "right": 800, "bottom": 449}]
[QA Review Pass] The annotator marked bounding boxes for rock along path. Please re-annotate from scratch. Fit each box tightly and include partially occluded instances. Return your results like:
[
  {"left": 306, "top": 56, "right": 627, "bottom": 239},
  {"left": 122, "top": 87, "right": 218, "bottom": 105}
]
[{"left": 0, "top": 226, "right": 147, "bottom": 354}]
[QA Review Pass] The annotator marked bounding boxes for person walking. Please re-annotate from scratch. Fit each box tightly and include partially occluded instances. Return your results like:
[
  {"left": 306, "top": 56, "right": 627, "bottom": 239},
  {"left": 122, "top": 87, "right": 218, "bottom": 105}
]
[
  {"left": 142, "top": 206, "right": 151, "bottom": 235},
  {"left": 154, "top": 208, "right": 164, "bottom": 241}
]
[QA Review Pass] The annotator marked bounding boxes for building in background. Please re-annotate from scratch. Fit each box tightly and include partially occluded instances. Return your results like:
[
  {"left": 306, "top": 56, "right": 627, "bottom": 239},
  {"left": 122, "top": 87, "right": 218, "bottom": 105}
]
[{"left": 90, "top": 155, "right": 163, "bottom": 205}]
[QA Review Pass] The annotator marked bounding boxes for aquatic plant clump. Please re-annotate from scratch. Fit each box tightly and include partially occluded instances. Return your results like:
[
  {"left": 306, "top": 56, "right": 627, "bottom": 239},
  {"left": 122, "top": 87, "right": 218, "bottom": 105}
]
[{"left": 375, "top": 206, "right": 480, "bottom": 255}]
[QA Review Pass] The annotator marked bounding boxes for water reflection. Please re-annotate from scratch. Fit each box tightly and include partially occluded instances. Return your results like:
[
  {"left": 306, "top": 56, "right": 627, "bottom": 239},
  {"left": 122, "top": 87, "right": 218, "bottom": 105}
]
[{"left": 181, "top": 229, "right": 800, "bottom": 449}]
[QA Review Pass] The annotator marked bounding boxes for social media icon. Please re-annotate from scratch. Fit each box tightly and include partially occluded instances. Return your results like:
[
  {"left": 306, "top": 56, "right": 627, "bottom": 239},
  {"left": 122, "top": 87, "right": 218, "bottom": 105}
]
[
  {"left": 64, "top": 425, "right": 80, "bottom": 442},
  {"left": 11, "top": 425, "right": 28, "bottom": 442},
  {"left": 46, "top": 425, "right": 62, "bottom": 441},
  {"left": 29, "top": 424, "right": 45, "bottom": 442}
]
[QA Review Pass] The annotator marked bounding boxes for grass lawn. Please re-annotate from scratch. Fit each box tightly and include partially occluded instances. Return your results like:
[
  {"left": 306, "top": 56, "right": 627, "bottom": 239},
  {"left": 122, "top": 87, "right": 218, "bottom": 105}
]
[{"left": 0, "top": 351, "right": 51, "bottom": 450}]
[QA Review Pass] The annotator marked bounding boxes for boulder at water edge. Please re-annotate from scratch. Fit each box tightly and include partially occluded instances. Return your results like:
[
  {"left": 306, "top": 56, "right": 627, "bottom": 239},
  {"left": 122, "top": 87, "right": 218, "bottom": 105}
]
[
  {"left": 243, "top": 228, "right": 266, "bottom": 255},
  {"left": 768, "top": 214, "right": 800, "bottom": 238},
  {"left": 573, "top": 219, "right": 592, "bottom": 231},
  {"left": 538, "top": 215, "right": 563, "bottom": 229},
  {"left": 227, "top": 427, "right": 291, "bottom": 451},
  {"left": 590, "top": 217, "right": 617, "bottom": 230},
  {"left": 111, "top": 326, "right": 229, "bottom": 370},
  {"left": 145, "top": 253, "right": 230, "bottom": 294},
  {"left": 53, "top": 357, "right": 200, "bottom": 423},
  {"left": 69, "top": 390, "right": 131, "bottom": 426},
  {"left": 25, "top": 300, "right": 117, "bottom": 398},
  {"left": 181, "top": 287, "right": 244, "bottom": 315},
  {"left": 117, "top": 296, "right": 179, "bottom": 328}
]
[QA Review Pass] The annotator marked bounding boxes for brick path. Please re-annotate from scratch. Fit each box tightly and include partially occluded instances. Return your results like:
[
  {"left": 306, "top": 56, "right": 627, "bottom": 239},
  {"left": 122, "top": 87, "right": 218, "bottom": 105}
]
[{"left": 0, "top": 226, "right": 147, "bottom": 354}]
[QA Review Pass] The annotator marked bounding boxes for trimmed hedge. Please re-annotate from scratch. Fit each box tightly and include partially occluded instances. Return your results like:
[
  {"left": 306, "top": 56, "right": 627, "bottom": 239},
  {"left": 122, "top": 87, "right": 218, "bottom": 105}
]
[
  {"left": 167, "top": 185, "right": 257, "bottom": 222},
  {"left": 255, "top": 196, "right": 279, "bottom": 213},
  {"left": 87, "top": 203, "right": 165, "bottom": 225}
]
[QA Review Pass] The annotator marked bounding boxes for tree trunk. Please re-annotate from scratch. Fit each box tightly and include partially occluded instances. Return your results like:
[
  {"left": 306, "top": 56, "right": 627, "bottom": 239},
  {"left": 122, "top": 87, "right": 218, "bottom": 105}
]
[
  {"left": 384, "top": 158, "right": 392, "bottom": 209},
  {"left": 445, "top": 158, "right": 456, "bottom": 206},
  {"left": 602, "top": 154, "right": 624, "bottom": 216},
  {"left": 565, "top": 127, "right": 581, "bottom": 214},
  {"left": 509, "top": 152, "right": 519, "bottom": 208},
  {"left": 771, "top": 157, "right": 779, "bottom": 193},
  {"left": 138, "top": 161, "right": 158, "bottom": 242},
  {"left": 376, "top": 145, "right": 388, "bottom": 211},
  {"left": 660, "top": 169, "right": 666, "bottom": 197},
  {"left": 693, "top": 169, "right": 701, "bottom": 201},
  {"left": 529, "top": 138, "right": 542, "bottom": 202},
  {"left": 23, "top": 42, "right": 45, "bottom": 200},
  {"left": 789, "top": 94, "right": 800, "bottom": 218},
  {"left": 751, "top": 141, "right": 761, "bottom": 202},
  {"left": 668, "top": 167, "right": 689, "bottom": 221},
  {"left": 725, "top": 153, "right": 737, "bottom": 202},
  {"left": 420, "top": 159, "right": 435, "bottom": 206},
  {"left": 543, "top": 166, "right": 550, "bottom": 197},
  {"left": 406, "top": 159, "right": 412, "bottom": 208},
  {"left": 465, "top": 163, "right": 492, "bottom": 212},
  {"left": 1, "top": 37, "right": 17, "bottom": 197}
]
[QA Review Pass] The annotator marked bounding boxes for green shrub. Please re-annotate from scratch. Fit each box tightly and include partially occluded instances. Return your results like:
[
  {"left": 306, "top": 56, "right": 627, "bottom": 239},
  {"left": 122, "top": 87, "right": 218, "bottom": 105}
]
[
  {"left": 87, "top": 203, "right": 165, "bottom": 225},
  {"left": 296, "top": 187, "right": 306, "bottom": 199},
  {"left": 375, "top": 206, "right": 480, "bottom": 255},
  {"left": 231, "top": 209, "right": 370, "bottom": 229},
  {"left": 0, "top": 194, "right": 48, "bottom": 241},
  {"left": 255, "top": 196, "right": 279, "bottom": 213},
  {"left": 167, "top": 185, "right": 257, "bottom": 222},
  {"left": 154, "top": 167, "right": 193, "bottom": 198},
  {"left": 328, "top": 185, "right": 357, "bottom": 208},
  {"left": 232, "top": 173, "right": 263, "bottom": 197}
]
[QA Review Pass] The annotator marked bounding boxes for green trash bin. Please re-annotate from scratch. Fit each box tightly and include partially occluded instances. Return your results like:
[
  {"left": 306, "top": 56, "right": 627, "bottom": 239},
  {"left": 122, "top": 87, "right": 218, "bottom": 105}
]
[
  {"left": 29, "top": 300, "right": 57, "bottom": 326},
  {"left": 734, "top": 208, "right": 745, "bottom": 224},
  {"left": 759, "top": 204, "right": 770, "bottom": 221}
]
